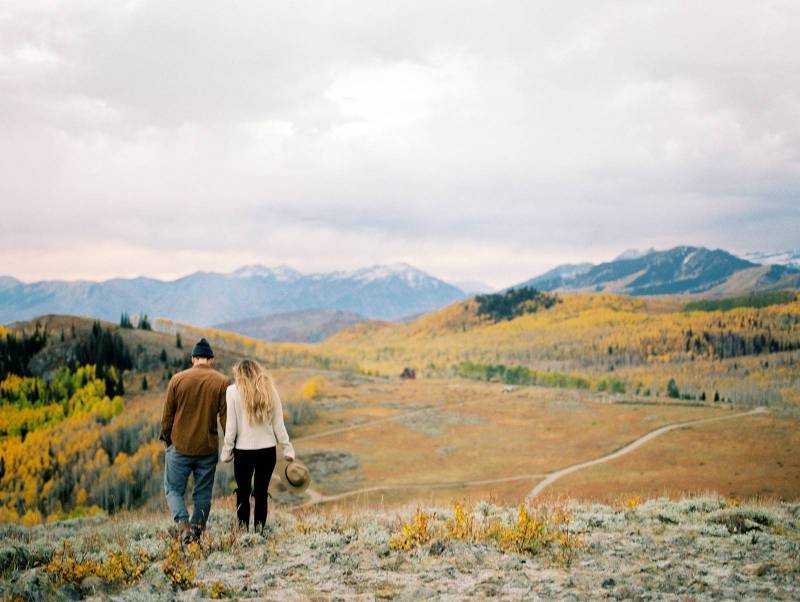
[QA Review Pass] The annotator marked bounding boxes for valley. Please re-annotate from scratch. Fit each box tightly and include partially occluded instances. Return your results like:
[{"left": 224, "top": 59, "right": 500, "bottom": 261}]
[{"left": 2, "top": 286, "right": 798, "bottom": 526}]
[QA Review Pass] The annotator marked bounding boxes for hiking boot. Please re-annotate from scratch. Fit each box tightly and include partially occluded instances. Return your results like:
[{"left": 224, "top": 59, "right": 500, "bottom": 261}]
[{"left": 178, "top": 522, "right": 193, "bottom": 547}]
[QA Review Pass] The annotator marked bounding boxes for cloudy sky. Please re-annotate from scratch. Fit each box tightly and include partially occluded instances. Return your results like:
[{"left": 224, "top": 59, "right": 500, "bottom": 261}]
[{"left": 1, "top": 1, "right": 798, "bottom": 288}]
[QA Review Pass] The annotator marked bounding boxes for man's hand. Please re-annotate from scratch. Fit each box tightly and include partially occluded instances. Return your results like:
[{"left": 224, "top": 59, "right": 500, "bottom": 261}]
[{"left": 286, "top": 456, "right": 294, "bottom": 463}]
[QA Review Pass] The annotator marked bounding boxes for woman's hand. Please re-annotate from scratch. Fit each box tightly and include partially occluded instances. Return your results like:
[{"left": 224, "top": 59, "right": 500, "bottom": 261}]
[
  {"left": 221, "top": 450, "right": 234, "bottom": 463},
  {"left": 286, "top": 455, "right": 294, "bottom": 463}
]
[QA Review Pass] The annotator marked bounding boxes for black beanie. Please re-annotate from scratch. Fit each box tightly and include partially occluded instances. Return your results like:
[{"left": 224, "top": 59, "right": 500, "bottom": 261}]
[{"left": 191, "top": 337, "right": 214, "bottom": 358}]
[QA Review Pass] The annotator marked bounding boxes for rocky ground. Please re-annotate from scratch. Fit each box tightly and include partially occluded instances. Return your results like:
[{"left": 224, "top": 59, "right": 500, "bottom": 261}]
[{"left": 1, "top": 496, "right": 798, "bottom": 601}]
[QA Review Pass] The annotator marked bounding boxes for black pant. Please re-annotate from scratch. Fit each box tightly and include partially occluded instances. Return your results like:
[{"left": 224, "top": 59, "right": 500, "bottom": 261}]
[{"left": 233, "top": 446, "right": 277, "bottom": 531}]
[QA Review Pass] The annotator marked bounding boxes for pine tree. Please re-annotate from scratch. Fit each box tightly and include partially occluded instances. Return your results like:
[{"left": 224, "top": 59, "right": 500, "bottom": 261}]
[
  {"left": 175, "top": 333, "right": 182, "bottom": 349},
  {"left": 141, "top": 375, "right": 148, "bottom": 391},
  {"left": 666, "top": 378, "right": 680, "bottom": 399},
  {"left": 160, "top": 349, "right": 168, "bottom": 364}
]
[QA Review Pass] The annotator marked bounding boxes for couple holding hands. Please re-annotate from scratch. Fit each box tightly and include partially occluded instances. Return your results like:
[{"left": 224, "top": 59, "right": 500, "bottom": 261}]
[{"left": 158, "top": 337, "right": 309, "bottom": 544}]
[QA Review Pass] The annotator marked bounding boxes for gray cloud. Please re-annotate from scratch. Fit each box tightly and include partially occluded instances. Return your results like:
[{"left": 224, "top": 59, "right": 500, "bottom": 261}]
[{"left": 1, "top": 0, "right": 798, "bottom": 288}]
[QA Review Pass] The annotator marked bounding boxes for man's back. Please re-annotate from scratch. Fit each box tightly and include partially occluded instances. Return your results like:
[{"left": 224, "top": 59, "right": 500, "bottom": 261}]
[{"left": 159, "top": 364, "right": 229, "bottom": 455}]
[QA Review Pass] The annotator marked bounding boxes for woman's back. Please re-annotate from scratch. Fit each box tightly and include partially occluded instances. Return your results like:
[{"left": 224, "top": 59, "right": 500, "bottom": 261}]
[{"left": 221, "top": 383, "right": 294, "bottom": 460}]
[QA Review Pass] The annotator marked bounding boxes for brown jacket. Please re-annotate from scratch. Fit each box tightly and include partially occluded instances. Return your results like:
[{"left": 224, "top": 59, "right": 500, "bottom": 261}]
[{"left": 159, "top": 364, "right": 230, "bottom": 456}]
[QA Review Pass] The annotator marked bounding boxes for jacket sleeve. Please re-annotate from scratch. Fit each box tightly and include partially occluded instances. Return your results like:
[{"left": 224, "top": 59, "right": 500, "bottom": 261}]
[
  {"left": 220, "top": 386, "right": 237, "bottom": 462},
  {"left": 218, "top": 379, "right": 228, "bottom": 434},
  {"left": 159, "top": 377, "right": 177, "bottom": 446},
  {"left": 271, "top": 385, "right": 295, "bottom": 460}
]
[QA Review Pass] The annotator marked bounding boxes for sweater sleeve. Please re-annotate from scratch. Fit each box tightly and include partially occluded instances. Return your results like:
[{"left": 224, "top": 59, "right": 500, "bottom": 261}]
[
  {"left": 220, "top": 386, "right": 237, "bottom": 462},
  {"left": 271, "top": 385, "right": 295, "bottom": 460}
]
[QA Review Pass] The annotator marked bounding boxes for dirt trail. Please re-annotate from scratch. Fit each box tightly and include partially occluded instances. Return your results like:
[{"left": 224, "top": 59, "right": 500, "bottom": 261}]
[
  {"left": 291, "top": 407, "right": 767, "bottom": 509},
  {"left": 524, "top": 407, "right": 768, "bottom": 501},
  {"left": 293, "top": 403, "right": 448, "bottom": 443},
  {"left": 296, "top": 473, "right": 546, "bottom": 509}
]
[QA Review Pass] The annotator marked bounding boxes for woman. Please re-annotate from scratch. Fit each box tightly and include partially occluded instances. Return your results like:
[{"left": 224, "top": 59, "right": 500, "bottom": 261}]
[{"left": 221, "top": 359, "right": 295, "bottom": 532}]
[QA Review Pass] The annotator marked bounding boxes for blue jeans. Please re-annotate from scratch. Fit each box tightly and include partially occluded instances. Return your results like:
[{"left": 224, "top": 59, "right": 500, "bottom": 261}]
[{"left": 164, "top": 445, "right": 218, "bottom": 528}]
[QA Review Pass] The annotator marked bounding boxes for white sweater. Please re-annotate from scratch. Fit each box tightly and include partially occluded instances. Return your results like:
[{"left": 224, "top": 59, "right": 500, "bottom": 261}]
[{"left": 220, "top": 383, "right": 295, "bottom": 462}]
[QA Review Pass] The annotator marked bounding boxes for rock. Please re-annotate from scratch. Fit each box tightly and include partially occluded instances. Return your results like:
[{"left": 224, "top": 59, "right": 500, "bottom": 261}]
[
  {"left": 602, "top": 577, "right": 616, "bottom": 588},
  {"left": 57, "top": 585, "right": 82, "bottom": 600},
  {"left": 11, "top": 567, "right": 53, "bottom": 602},
  {"left": 377, "top": 544, "right": 391, "bottom": 558},
  {"left": 718, "top": 513, "right": 762, "bottom": 534},
  {"left": 142, "top": 562, "right": 171, "bottom": 588},
  {"left": 178, "top": 586, "right": 204, "bottom": 600},
  {"left": 428, "top": 539, "right": 446, "bottom": 556},
  {"left": 80, "top": 575, "right": 106, "bottom": 594}
]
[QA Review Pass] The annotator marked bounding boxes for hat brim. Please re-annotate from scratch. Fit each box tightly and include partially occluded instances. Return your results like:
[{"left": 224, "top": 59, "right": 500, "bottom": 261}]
[{"left": 279, "top": 462, "right": 310, "bottom": 492}]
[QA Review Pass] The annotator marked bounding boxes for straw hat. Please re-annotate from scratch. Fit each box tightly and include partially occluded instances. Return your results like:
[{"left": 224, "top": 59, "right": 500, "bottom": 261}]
[{"left": 280, "top": 460, "right": 311, "bottom": 492}]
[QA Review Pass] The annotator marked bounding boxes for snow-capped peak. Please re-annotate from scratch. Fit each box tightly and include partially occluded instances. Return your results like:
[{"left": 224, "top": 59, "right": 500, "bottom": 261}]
[
  {"left": 739, "top": 250, "right": 800, "bottom": 268},
  {"left": 614, "top": 248, "right": 655, "bottom": 261},
  {"left": 348, "top": 263, "right": 432, "bottom": 286},
  {"left": 319, "top": 263, "right": 437, "bottom": 287}
]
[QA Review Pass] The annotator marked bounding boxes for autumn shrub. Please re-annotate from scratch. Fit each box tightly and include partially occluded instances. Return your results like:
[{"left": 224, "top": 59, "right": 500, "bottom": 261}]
[
  {"left": 388, "top": 508, "right": 433, "bottom": 551},
  {"left": 388, "top": 503, "right": 584, "bottom": 565},
  {"left": 286, "top": 400, "right": 318, "bottom": 426},
  {"left": 46, "top": 540, "right": 148, "bottom": 587},
  {"left": 623, "top": 496, "right": 643, "bottom": 510},
  {"left": 161, "top": 539, "right": 196, "bottom": 590},
  {"left": 302, "top": 376, "right": 325, "bottom": 400},
  {"left": 206, "top": 579, "right": 234, "bottom": 599}
]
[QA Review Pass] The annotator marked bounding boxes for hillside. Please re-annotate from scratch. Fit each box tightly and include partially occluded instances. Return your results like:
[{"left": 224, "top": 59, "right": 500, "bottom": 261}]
[
  {"left": 0, "top": 263, "right": 466, "bottom": 325},
  {"left": 0, "top": 315, "right": 256, "bottom": 525},
  {"left": 2, "top": 497, "right": 797, "bottom": 600},
  {"left": 317, "top": 289, "right": 800, "bottom": 405},
  {"left": 513, "top": 246, "right": 800, "bottom": 296},
  {"left": 213, "top": 309, "right": 367, "bottom": 342},
  {"left": 2, "top": 290, "right": 799, "bottom": 530}
]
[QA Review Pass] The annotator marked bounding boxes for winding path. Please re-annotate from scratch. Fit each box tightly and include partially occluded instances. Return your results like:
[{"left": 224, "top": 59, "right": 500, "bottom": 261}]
[
  {"left": 524, "top": 407, "right": 768, "bottom": 502},
  {"left": 289, "top": 406, "right": 768, "bottom": 509}
]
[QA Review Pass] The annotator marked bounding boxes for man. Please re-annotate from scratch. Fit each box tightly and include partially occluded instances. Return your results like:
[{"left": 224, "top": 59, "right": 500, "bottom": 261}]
[{"left": 159, "top": 337, "right": 229, "bottom": 544}]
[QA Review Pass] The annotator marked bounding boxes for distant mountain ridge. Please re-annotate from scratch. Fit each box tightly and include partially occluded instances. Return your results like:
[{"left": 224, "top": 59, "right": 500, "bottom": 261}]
[
  {"left": 738, "top": 249, "right": 800, "bottom": 269},
  {"left": 0, "top": 263, "right": 466, "bottom": 325},
  {"left": 214, "top": 309, "right": 367, "bottom": 343},
  {"left": 512, "top": 246, "right": 800, "bottom": 296}
]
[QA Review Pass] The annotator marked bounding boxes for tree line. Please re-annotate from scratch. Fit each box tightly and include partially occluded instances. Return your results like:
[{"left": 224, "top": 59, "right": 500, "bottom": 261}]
[{"left": 475, "top": 287, "right": 561, "bottom": 322}]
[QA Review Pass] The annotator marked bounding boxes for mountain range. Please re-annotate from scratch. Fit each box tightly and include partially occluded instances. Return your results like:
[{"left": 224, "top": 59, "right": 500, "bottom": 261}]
[
  {"left": 3, "top": 246, "right": 799, "bottom": 329},
  {"left": 511, "top": 246, "right": 800, "bottom": 296},
  {"left": 0, "top": 263, "right": 466, "bottom": 326}
]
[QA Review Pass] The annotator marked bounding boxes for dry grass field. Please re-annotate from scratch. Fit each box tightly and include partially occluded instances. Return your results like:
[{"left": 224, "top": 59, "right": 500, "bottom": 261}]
[
  {"left": 131, "top": 368, "right": 793, "bottom": 509},
  {"left": 545, "top": 413, "right": 800, "bottom": 502}
]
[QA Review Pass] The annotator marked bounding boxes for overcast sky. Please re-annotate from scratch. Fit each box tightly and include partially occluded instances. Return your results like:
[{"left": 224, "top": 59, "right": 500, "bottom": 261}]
[{"left": 1, "top": 1, "right": 798, "bottom": 288}]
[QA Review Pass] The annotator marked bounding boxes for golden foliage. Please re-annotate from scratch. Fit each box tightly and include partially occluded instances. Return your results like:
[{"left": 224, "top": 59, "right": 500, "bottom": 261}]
[
  {"left": 162, "top": 539, "right": 196, "bottom": 590},
  {"left": 301, "top": 376, "right": 325, "bottom": 400},
  {"left": 388, "top": 502, "right": 584, "bottom": 566},
  {"left": 389, "top": 508, "right": 434, "bottom": 551},
  {"left": 46, "top": 540, "right": 148, "bottom": 587},
  {"left": 623, "top": 496, "right": 643, "bottom": 509}
]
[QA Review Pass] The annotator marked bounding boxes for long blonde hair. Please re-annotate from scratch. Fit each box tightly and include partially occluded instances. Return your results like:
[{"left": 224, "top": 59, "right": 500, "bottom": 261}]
[{"left": 233, "top": 359, "right": 275, "bottom": 425}]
